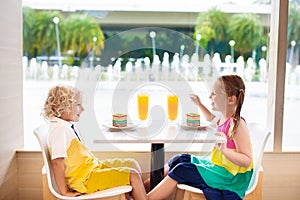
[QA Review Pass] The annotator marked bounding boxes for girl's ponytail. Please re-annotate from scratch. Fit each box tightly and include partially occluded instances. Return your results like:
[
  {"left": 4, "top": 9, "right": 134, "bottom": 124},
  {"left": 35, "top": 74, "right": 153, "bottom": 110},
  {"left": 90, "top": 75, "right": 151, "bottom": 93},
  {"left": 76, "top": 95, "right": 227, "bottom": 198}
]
[
  {"left": 219, "top": 75, "right": 245, "bottom": 138},
  {"left": 231, "top": 88, "right": 245, "bottom": 138}
]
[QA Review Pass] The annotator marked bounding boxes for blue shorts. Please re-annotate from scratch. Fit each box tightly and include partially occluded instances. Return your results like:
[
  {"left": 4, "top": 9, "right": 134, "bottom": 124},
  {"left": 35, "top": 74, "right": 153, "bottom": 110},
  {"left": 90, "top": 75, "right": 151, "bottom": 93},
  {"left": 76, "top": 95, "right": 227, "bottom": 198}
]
[{"left": 167, "top": 154, "right": 241, "bottom": 200}]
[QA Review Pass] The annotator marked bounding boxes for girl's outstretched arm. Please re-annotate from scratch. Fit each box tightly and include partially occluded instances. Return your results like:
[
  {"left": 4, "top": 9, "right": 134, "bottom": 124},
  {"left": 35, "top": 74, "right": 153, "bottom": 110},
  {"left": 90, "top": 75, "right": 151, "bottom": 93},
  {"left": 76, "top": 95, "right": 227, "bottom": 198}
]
[{"left": 190, "top": 94, "right": 215, "bottom": 122}]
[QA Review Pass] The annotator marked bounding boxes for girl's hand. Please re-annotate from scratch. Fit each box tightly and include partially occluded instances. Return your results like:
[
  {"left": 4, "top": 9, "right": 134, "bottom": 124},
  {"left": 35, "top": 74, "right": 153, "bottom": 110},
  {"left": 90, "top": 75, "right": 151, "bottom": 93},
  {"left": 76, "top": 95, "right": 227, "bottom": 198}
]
[
  {"left": 190, "top": 94, "right": 201, "bottom": 107},
  {"left": 215, "top": 132, "right": 227, "bottom": 152}
]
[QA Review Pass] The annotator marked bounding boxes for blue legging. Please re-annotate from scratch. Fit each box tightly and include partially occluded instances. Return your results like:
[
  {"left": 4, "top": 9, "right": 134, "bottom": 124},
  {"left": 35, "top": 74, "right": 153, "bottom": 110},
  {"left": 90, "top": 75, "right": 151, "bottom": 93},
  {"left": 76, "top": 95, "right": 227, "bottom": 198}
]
[{"left": 167, "top": 154, "right": 242, "bottom": 200}]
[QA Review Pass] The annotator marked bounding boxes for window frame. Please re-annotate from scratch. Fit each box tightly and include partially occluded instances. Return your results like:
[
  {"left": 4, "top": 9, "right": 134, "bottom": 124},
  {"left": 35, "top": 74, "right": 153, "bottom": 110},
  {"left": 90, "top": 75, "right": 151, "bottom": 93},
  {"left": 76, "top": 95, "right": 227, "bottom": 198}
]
[{"left": 268, "top": 0, "right": 288, "bottom": 152}]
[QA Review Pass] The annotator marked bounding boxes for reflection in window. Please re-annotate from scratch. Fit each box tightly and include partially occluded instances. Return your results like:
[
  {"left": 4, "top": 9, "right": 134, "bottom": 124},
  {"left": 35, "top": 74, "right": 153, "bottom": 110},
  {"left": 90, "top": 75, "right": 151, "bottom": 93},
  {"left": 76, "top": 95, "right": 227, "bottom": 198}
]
[{"left": 22, "top": 1, "right": 277, "bottom": 151}]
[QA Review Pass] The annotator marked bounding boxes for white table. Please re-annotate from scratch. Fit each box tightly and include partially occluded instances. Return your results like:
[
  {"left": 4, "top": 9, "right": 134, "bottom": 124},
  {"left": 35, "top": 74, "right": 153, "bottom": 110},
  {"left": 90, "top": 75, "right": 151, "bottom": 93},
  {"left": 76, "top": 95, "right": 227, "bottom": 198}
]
[{"left": 94, "top": 120, "right": 220, "bottom": 189}]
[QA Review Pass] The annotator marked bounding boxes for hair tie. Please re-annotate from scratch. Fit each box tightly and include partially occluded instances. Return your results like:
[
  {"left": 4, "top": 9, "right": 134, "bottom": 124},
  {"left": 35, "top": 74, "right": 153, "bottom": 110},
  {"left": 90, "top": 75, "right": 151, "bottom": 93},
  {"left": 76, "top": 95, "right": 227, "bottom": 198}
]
[{"left": 239, "top": 89, "right": 244, "bottom": 93}]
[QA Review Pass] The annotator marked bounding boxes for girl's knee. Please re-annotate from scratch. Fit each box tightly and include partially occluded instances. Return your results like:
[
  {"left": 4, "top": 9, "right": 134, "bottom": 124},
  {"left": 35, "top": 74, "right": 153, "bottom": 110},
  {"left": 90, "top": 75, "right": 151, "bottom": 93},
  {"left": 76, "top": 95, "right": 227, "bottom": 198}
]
[
  {"left": 168, "top": 162, "right": 196, "bottom": 178},
  {"left": 172, "top": 162, "right": 188, "bottom": 171},
  {"left": 168, "top": 154, "right": 191, "bottom": 168}
]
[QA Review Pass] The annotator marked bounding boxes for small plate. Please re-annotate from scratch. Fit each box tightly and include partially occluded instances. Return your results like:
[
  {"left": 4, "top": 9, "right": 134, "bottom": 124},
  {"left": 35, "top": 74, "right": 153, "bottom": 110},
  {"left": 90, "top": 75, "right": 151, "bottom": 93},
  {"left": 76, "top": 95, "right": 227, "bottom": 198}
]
[
  {"left": 102, "top": 121, "right": 139, "bottom": 131},
  {"left": 180, "top": 122, "right": 209, "bottom": 130}
]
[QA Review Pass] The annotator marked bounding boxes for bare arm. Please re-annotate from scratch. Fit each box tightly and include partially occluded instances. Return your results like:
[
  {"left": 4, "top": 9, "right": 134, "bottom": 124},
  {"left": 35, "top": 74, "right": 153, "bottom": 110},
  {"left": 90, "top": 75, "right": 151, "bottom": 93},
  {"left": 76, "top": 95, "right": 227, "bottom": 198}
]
[
  {"left": 190, "top": 94, "right": 215, "bottom": 122},
  {"left": 52, "top": 158, "right": 81, "bottom": 196},
  {"left": 218, "top": 121, "right": 252, "bottom": 168}
]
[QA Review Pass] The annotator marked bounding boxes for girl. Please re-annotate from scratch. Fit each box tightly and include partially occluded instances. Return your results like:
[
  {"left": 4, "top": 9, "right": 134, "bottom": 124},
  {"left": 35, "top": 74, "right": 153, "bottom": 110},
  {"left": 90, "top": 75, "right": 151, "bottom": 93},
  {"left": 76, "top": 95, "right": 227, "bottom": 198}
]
[
  {"left": 147, "top": 75, "right": 253, "bottom": 200},
  {"left": 43, "top": 85, "right": 147, "bottom": 199}
]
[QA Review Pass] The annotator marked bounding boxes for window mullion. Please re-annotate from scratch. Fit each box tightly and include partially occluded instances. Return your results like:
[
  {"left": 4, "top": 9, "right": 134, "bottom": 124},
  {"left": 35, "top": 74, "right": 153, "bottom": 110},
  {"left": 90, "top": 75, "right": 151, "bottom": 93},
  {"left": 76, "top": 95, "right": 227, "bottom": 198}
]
[{"left": 267, "top": 0, "right": 288, "bottom": 152}]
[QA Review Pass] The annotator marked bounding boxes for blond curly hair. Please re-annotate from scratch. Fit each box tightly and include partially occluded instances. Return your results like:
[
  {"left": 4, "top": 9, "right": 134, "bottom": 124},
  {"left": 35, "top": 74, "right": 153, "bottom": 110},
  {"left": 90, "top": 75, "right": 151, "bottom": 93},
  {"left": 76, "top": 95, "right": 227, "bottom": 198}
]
[{"left": 42, "top": 85, "right": 80, "bottom": 119}]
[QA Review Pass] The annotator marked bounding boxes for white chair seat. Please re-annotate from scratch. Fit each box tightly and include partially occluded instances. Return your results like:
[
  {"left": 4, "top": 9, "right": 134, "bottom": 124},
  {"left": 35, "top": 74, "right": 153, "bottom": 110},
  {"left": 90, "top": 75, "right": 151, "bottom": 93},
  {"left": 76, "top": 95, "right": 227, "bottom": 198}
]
[
  {"left": 177, "top": 167, "right": 263, "bottom": 195},
  {"left": 51, "top": 186, "right": 133, "bottom": 200}
]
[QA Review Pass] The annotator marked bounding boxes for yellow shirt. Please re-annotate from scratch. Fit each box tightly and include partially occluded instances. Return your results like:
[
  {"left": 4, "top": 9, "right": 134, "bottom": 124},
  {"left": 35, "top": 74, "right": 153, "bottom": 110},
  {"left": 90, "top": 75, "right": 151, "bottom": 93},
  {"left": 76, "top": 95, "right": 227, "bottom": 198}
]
[{"left": 47, "top": 118, "right": 134, "bottom": 193}]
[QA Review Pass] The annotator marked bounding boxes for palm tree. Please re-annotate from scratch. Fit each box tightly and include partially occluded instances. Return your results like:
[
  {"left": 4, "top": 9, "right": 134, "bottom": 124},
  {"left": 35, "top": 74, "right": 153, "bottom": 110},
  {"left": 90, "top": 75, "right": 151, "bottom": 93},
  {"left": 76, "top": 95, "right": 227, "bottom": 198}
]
[
  {"left": 62, "top": 14, "right": 105, "bottom": 62},
  {"left": 287, "top": 2, "right": 300, "bottom": 65},
  {"left": 23, "top": 7, "right": 36, "bottom": 58},
  {"left": 31, "top": 11, "right": 63, "bottom": 58},
  {"left": 227, "top": 14, "right": 263, "bottom": 58},
  {"left": 194, "top": 7, "right": 228, "bottom": 54},
  {"left": 288, "top": 3, "right": 300, "bottom": 43}
]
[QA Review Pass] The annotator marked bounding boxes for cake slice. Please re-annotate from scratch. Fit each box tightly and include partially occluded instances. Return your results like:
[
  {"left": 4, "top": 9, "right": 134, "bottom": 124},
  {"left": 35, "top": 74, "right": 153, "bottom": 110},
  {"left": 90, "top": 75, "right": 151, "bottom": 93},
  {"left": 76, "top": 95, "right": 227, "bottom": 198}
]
[
  {"left": 186, "top": 113, "right": 200, "bottom": 127},
  {"left": 112, "top": 114, "right": 127, "bottom": 127}
]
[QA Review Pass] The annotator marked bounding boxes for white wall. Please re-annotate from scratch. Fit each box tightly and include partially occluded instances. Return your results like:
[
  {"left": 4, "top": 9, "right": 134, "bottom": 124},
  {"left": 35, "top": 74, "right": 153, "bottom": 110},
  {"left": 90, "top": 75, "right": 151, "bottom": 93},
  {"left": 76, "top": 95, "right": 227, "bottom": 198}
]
[{"left": 0, "top": 0, "right": 23, "bottom": 199}]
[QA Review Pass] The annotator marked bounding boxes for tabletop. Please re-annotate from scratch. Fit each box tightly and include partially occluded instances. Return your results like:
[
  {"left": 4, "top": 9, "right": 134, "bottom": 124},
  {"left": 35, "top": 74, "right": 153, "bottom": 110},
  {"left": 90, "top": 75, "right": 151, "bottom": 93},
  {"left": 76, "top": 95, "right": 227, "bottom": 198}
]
[{"left": 93, "top": 120, "right": 224, "bottom": 144}]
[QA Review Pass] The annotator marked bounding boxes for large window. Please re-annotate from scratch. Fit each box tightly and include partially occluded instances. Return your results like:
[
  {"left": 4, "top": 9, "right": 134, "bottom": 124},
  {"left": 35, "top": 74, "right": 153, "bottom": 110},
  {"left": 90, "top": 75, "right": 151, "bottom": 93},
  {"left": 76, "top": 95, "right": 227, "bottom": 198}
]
[{"left": 22, "top": 0, "right": 298, "bottom": 152}]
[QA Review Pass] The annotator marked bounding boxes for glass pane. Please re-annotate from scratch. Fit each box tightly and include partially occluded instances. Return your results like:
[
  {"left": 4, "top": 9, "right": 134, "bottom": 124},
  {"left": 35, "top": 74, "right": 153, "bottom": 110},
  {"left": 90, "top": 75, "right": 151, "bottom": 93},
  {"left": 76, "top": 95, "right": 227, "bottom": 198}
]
[
  {"left": 283, "top": 1, "right": 300, "bottom": 151},
  {"left": 23, "top": 0, "right": 272, "bottom": 150}
]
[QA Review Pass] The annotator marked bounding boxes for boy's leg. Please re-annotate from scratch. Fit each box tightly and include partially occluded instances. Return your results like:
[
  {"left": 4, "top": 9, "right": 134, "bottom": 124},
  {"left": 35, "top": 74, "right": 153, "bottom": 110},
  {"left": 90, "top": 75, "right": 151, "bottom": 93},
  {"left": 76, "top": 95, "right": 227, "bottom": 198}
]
[
  {"left": 144, "top": 163, "right": 169, "bottom": 192},
  {"left": 130, "top": 170, "right": 147, "bottom": 200}
]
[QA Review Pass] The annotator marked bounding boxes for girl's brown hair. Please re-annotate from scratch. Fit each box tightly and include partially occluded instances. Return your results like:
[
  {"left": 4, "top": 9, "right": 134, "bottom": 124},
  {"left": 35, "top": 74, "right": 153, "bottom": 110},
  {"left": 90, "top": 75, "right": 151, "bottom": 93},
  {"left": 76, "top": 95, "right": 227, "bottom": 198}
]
[
  {"left": 42, "top": 85, "right": 80, "bottom": 119},
  {"left": 218, "top": 75, "right": 245, "bottom": 138}
]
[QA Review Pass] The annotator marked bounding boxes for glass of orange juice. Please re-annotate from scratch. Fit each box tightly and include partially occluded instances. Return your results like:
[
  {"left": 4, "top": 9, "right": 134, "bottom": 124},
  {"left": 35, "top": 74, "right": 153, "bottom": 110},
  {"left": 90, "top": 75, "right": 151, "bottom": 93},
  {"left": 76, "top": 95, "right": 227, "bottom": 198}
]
[
  {"left": 167, "top": 95, "right": 178, "bottom": 121},
  {"left": 137, "top": 94, "right": 149, "bottom": 121}
]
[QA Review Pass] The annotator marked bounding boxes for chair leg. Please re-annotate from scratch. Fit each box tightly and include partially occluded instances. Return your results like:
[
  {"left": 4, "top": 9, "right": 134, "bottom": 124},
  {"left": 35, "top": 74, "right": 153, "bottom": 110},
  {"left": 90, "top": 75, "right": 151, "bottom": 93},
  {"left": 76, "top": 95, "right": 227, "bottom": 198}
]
[
  {"left": 243, "top": 170, "right": 263, "bottom": 200},
  {"left": 174, "top": 188, "right": 185, "bottom": 200},
  {"left": 184, "top": 192, "right": 206, "bottom": 200},
  {"left": 42, "top": 173, "right": 58, "bottom": 200},
  {"left": 174, "top": 188, "right": 206, "bottom": 200}
]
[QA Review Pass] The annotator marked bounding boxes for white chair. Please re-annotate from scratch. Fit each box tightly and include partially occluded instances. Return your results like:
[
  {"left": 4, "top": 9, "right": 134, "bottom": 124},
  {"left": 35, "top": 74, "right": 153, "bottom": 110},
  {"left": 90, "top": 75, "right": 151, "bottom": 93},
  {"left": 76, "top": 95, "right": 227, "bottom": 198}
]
[
  {"left": 34, "top": 125, "right": 132, "bottom": 200},
  {"left": 175, "top": 123, "right": 271, "bottom": 200}
]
